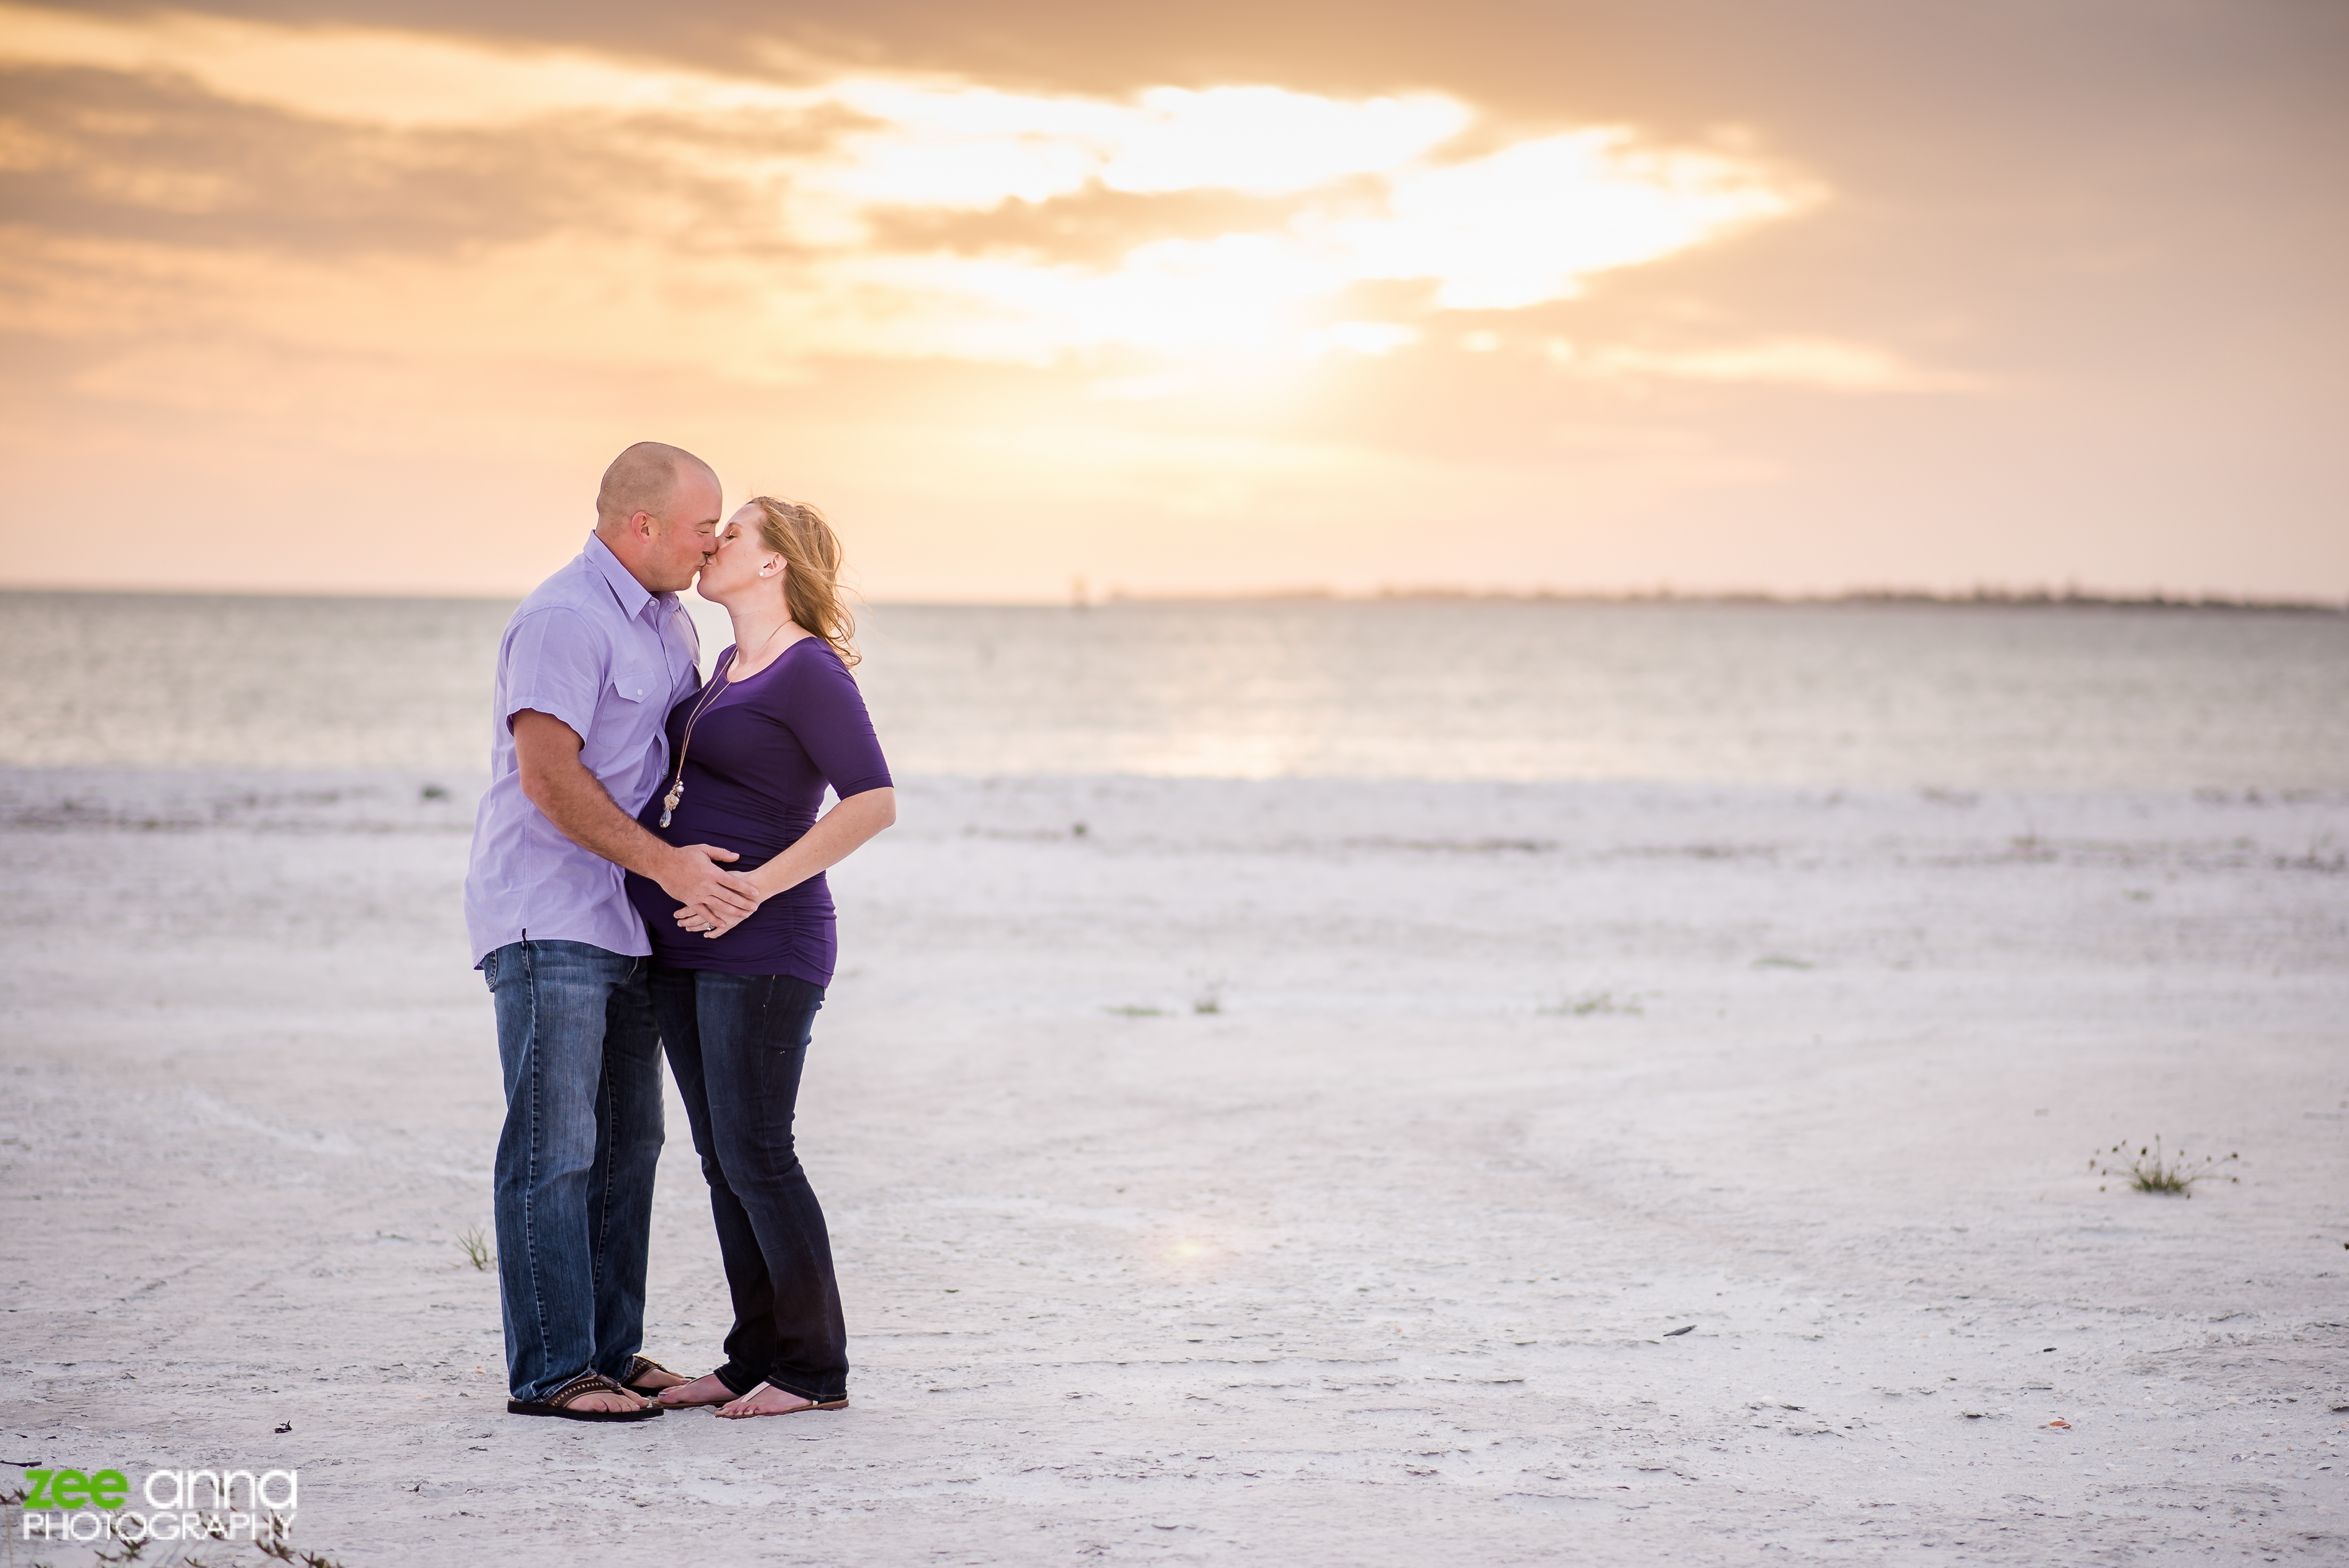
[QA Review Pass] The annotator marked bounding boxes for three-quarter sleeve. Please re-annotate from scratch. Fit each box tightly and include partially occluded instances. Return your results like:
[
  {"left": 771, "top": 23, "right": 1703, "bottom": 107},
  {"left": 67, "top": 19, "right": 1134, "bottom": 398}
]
[
  {"left": 785, "top": 643, "right": 893, "bottom": 799},
  {"left": 500, "top": 607, "right": 602, "bottom": 743}
]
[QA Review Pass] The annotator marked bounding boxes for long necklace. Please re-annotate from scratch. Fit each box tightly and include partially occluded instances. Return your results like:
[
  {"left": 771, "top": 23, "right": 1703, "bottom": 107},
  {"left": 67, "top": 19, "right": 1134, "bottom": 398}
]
[{"left": 657, "top": 617, "right": 793, "bottom": 829}]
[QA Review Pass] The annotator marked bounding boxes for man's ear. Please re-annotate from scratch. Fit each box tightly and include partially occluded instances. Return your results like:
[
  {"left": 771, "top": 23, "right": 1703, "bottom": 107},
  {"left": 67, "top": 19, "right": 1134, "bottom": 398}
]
[{"left": 630, "top": 509, "right": 658, "bottom": 539}]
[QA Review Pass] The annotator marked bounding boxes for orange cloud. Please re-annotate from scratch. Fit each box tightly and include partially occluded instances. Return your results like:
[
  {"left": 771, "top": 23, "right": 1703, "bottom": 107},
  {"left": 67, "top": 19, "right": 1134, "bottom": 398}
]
[{"left": 0, "top": 2, "right": 1820, "bottom": 368}]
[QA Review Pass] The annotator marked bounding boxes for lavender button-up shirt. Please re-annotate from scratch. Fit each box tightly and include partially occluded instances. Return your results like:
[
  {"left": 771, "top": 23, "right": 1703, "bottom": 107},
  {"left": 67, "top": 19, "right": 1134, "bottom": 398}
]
[{"left": 464, "top": 533, "right": 702, "bottom": 966}]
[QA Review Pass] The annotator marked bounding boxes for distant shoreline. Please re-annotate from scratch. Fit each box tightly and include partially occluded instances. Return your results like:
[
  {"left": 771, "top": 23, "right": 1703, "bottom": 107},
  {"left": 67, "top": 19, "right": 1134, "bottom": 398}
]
[
  {"left": 2, "top": 585, "right": 2343, "bottom": 614},
  {"left": 1100, "top": 587, "right": 2349, "bottom": 613}
]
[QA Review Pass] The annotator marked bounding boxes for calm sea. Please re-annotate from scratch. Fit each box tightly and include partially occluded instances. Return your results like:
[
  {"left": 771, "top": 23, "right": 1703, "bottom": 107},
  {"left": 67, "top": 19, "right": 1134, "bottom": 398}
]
[{"left": 2, "top": 591, "right": 2343, "bottom": 789}]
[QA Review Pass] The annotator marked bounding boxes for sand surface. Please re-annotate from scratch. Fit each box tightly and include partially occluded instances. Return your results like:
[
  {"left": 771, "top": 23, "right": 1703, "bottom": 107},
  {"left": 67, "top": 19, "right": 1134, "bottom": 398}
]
[{"left": 2, "top": 770, "right": 2344, "bottom": 1565}]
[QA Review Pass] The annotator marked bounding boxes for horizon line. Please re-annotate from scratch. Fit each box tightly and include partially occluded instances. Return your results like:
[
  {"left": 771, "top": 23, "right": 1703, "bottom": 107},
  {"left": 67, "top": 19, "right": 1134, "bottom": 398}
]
[{"left": 2, "top": 583, "right": 2344, "bottom": 614}]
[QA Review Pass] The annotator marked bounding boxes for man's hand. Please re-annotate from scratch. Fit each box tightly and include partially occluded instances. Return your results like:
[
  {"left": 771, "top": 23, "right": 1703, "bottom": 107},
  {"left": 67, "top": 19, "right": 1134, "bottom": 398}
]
[
  {"left": 513, "top": 710, "right": 763, "bottom": 925},
  {"left": 657, "top": 844, "right": 761, "bottom": 926}
]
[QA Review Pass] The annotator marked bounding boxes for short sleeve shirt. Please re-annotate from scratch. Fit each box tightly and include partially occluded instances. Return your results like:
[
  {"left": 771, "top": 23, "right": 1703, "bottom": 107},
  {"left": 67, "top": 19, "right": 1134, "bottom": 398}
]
[{"left": 463, "top": 534, "right": 701, "bottom": 965}]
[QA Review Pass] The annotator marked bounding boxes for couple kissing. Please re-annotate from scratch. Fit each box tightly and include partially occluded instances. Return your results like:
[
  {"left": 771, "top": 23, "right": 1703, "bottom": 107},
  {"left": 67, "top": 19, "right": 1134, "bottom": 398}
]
[{"left": 462, "top": 441, "right": 895, "bottom": 1421}]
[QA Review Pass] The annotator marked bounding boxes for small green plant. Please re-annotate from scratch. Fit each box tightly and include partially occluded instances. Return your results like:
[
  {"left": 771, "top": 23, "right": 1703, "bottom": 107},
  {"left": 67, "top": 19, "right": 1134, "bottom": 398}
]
[
  {"left": 2092, "top": 1136, "right": 2239, "bottom": 1195},
  {"left": 255, "top": 1539, "right": 341, "bottom": 1566},
  {"left": 1188, "top": 970, "right": 1226, "bottom": 1015},
  {"left": 1540, "top": 990, "right": 1641, "bottom": 1016},
  {"left": 252, "top": 1516, "right": 342, "bottom": 1567},
  {"left": 1104, "top": 1004, "right": 1165, "bottom": 1017},
  {"left": 458, "top": 1226, "right": 494, "bottom": 1270}
]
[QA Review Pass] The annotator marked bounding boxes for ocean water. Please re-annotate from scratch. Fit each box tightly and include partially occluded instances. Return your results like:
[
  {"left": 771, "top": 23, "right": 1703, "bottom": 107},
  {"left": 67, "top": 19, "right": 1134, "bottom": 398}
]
[{"left": 2, "top": 590, "right": 2343, "bottom": 789}]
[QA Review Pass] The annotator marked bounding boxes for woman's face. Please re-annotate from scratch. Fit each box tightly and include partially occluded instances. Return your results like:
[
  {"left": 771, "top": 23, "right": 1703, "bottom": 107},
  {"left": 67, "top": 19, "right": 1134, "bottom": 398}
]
[{"left": 696, "top": 505, "right": 785, "bottom": 603}]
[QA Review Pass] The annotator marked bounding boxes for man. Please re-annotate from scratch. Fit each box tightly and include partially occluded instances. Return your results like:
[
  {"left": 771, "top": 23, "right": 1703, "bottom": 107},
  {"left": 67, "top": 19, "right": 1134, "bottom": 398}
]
[{"left": 464, "top": 441, "right": 760, "bottom": 1421}]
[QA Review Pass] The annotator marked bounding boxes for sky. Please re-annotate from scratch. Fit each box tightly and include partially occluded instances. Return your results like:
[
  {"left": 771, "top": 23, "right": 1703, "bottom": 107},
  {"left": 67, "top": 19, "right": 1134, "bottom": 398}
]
[{"left": 1, "top": 0, "right": 2342, "bottom": 600}]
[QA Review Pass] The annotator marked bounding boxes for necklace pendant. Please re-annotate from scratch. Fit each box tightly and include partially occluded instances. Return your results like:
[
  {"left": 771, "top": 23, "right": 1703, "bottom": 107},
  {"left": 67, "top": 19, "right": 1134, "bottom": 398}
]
[{"left": 658, "top": 809, "right": 672, "bottom": 828}]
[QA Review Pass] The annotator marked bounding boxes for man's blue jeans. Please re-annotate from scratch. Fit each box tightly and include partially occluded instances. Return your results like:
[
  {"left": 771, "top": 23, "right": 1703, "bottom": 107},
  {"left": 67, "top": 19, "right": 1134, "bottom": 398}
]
[{"left": 483, "top": 940, "right": 664, "bottom": 1404}]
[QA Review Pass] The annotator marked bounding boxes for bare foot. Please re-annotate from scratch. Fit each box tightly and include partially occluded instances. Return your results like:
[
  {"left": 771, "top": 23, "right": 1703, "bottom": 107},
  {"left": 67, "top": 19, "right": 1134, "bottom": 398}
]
[
  {"left": 559, "top": 1386, "right": 646, "bottom": 1414},
  {"left": 715, "top": 1381, "right": 830, "bottom": 1418},
  {"left": 655, "top": 1372, "right": 738, "bottom": 1408},
  {"left": 630, "top": 1365, "right": 689, "bottom": 1393}
]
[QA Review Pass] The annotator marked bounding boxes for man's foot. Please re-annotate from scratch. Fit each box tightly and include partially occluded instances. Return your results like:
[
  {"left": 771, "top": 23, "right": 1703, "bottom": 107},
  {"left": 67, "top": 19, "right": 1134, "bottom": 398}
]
[
  {"left": 655, "top": 1371, "right": 739, "bottom": 1408},
  {"left": 715, "top": 1380, "right": 847, "bottom": 1418},
  {"left": 564, "top": 1386, "right": 650, "bottom": 1414},
  {"left": 506, "top": 1371, "right": 661, "bottom": 1422}
]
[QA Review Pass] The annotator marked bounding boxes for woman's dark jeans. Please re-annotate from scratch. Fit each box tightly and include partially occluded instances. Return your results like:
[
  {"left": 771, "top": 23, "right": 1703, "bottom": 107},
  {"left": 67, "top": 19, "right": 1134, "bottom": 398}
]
[{"left": 650, "top": 966, "right": 846, "bottom": 1403}]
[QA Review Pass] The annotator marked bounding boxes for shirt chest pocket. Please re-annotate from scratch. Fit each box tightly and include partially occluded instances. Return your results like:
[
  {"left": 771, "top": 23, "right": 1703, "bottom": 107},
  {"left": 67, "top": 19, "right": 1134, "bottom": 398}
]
[
  {"left": 583, "top": 662, "right": 667, "bottom": 790},
  {"left": 584, "top": 662, "right": 660, "bottom": 763},
  {"left": 609, "top": 663, "right": 658, "bottom": 706}
]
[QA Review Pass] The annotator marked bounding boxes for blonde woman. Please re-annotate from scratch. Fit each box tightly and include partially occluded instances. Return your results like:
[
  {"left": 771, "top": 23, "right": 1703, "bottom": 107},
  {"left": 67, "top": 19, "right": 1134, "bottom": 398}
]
[{"left": 624, "top": 496, "right": 895, "bottom": 1419}]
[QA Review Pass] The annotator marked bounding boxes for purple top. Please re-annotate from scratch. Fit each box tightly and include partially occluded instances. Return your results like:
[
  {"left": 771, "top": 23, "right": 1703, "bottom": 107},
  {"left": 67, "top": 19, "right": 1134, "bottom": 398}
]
[
  {"left": 464, "top": 533, "right": 701, "bottom": 966},
  {"left": 625, "top": 635, "right": 892, "bottom": 984}
]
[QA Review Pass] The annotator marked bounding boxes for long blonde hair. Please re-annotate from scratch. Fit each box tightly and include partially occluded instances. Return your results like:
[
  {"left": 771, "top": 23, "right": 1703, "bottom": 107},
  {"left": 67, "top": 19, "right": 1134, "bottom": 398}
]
[{"left": 749, "top": 495, "right": 859, "bottom": 669}]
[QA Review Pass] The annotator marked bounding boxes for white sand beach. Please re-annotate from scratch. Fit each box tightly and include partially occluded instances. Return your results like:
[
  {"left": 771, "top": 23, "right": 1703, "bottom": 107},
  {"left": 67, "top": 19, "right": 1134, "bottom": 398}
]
[{"left": 3, "top": 770, "right": 2344, "bottom": 1565}]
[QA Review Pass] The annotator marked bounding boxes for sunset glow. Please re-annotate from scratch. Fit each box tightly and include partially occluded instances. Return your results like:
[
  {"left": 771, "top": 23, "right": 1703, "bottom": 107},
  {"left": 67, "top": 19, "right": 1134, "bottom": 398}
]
[
  {"left": 0, "top": 0, "right": 2335, "bottom": 600},
  {"left": 0, "top": 6, "right": 1801, "bottom": 368}
]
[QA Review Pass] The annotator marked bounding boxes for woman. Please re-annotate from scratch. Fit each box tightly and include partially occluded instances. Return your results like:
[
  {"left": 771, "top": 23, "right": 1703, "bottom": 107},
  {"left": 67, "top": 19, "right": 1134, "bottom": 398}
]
[{"left": 624, "top": 494, "right": 895, "bottom": 1419}]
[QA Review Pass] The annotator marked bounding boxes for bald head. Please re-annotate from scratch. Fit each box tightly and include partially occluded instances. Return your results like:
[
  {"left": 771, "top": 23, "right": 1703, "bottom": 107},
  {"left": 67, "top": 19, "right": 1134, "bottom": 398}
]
[
  {"left": 595, "top": 441, "right": 720, "bottom": 536},
  {"left": 593, "top": 440, "right": 724, "bottom": 594}
]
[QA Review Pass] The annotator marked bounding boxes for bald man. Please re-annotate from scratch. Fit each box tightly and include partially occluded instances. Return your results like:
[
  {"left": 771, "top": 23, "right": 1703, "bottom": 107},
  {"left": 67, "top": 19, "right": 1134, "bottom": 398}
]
[{"left": 464, "top": 442, "right": 754, "bottom": 1420}]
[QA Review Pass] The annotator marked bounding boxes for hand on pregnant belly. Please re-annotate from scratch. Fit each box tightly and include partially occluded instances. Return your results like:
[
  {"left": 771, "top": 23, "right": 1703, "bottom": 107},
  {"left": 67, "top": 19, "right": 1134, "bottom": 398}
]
[
  {"left": 655, "top": 842, "right": 763, "bottom": 930},
  {"left": 677, "top": 881, "right": 763, "bottom": 938}
]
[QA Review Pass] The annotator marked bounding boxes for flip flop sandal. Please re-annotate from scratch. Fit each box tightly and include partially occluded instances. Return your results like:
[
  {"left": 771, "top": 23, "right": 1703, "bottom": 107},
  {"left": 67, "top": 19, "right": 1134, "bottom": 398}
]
[
  {"left": 712, "top": 1381, "right": 849, "bottom": 1419},
  {"left": 622, "top": 1355, "right": 687, "bottom": 1399},
  {"left": 507, "top": 1371, "right": 662, "bottom": 1422}
]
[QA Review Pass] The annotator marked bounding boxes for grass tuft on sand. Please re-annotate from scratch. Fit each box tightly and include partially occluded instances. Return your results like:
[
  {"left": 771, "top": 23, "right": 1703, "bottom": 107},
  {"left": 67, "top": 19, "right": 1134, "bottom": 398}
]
[{"left": 2092, "top": 1136, "right": 2240, "bottom": 1195}]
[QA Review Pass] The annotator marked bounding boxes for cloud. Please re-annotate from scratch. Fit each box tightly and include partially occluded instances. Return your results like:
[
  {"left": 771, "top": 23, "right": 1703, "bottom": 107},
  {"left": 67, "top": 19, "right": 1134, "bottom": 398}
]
[
  {"left": 0, "top": 65, "right": 668, "bottom": 254},
  {"left": 0, "top": 2, "right": 1816, "bottom": 368},
  {"left": 0, "top": 2, "right": 786, "bottom": 130},
  {"left": 1333, "top": 131, "right": 1803, "bottom": 310},
  {"left": 1568, "top": 337, "right": 1981, "bottom": 392},
  {"left": 817, "top": 80, "right": 1473, "bottom": 209}
]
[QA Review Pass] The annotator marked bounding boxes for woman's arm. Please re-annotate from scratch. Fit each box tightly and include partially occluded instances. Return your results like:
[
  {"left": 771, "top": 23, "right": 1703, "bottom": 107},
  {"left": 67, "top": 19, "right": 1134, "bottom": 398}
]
[{"left": 688, "top": 787, "right": 896, "bottom": 936}]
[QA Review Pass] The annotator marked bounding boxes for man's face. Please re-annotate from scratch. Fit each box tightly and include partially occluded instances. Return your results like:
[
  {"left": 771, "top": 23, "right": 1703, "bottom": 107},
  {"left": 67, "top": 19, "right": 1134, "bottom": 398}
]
[{"left": 637, "top": 469, "right": 723, "bottom": 592}]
